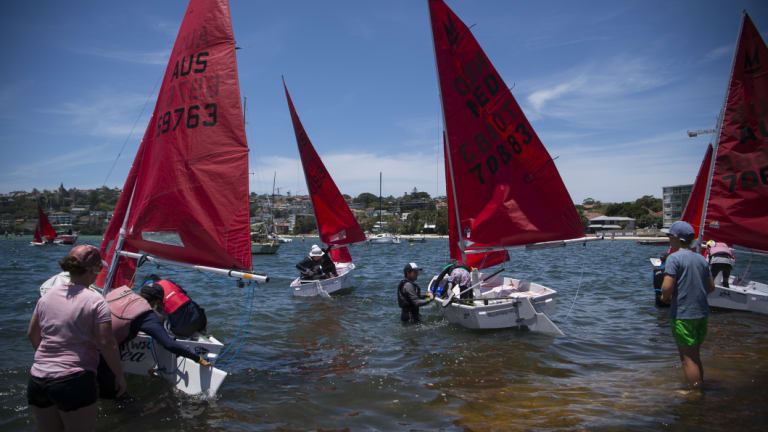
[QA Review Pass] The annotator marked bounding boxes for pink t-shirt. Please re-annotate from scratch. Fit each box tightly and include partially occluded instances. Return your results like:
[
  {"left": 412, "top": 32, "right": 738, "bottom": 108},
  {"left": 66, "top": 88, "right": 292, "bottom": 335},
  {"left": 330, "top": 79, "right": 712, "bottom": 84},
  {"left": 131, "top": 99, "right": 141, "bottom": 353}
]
[{"left": 30, "top": 281, "right": 111, "bottom": 378}]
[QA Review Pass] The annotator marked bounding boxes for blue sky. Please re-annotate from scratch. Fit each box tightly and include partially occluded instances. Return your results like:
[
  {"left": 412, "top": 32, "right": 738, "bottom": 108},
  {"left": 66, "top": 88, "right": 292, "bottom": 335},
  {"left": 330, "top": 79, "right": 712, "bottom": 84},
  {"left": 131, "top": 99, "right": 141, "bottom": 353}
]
[{"left": 2, "top": 0, "right": 767, "bottom": 203}]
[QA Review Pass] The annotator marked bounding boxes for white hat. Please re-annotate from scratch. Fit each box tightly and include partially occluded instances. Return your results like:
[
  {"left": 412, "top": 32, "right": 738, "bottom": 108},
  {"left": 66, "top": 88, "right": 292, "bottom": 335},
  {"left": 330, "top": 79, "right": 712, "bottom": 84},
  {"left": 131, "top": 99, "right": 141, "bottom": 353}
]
[{"left": 309, "top": 245, "right": 324, "bottom": 257}]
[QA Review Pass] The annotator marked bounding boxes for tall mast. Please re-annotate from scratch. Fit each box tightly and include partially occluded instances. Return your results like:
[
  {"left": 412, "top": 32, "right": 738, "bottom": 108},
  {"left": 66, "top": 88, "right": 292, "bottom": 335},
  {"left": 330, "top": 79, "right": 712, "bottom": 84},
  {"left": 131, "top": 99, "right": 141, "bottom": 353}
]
[
  {"left": 379, "top": 171, "right": 383, "bottom": 232},
  {"left": 270, "top": 171, "right": 276, "bottom": 235},
  {"left": 102, "top": 183, "right": 137, "bottom": 294},
  {"left": 696, "top": 12, "right": 744, "bottom": 249},
  {"left": 428, "top": 1, "right": 466, "bottom": 264}
]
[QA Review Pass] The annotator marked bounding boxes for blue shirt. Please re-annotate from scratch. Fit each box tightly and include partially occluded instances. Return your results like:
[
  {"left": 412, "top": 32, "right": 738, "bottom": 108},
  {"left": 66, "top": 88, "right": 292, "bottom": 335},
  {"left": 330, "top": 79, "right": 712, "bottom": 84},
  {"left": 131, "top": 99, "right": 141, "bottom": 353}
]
[{"left": 664, "top": 249, "right": 712, "bottom": 320}]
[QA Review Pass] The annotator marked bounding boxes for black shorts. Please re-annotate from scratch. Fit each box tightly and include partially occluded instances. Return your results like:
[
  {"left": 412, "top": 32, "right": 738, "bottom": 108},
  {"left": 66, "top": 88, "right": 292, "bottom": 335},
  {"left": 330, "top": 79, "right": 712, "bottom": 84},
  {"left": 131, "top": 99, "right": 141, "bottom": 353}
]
[{"left": 27, "top": 370, "right": 98, "bottom": 412}]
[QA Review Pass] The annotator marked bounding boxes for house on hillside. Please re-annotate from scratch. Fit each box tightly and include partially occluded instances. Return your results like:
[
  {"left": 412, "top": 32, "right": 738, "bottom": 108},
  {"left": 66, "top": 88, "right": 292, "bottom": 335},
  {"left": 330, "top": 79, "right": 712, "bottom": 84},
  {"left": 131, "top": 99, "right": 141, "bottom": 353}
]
[{"left": 588, "top": 216, "right": 635, "bottom": 233}]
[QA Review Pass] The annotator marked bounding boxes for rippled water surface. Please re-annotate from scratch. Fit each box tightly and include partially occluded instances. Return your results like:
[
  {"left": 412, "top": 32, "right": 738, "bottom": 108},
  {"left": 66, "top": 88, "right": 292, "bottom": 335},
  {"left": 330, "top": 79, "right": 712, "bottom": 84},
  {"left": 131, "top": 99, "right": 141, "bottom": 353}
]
[{"left": 2, "top": 236, "right": 767, "bottom": 431}]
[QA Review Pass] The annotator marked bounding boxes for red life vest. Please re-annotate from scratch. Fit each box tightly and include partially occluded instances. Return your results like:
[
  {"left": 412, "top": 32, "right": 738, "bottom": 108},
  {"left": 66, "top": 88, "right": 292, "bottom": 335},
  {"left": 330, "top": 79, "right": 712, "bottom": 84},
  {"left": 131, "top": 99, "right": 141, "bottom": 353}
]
[
  {"left": 155, "top": 280, "right": 190, "bottom": 314},
  {"left": 106, "top": 286, "right": 152, "bottom": 344}
]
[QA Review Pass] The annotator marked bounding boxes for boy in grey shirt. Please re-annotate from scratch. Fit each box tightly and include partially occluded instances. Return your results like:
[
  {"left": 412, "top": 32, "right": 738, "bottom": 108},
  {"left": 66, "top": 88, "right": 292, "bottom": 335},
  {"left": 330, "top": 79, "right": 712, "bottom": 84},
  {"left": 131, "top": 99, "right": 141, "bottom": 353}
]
[{"left": 661, "top": 221, "right": 715, "bottom": 389}]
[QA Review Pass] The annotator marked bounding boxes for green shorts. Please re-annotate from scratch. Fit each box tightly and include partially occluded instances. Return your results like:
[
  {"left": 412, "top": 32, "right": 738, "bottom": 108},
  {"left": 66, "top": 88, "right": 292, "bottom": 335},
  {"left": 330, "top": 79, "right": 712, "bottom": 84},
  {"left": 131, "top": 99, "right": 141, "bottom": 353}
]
[{"left": 670, "top": 318, "right": 708, "bottom": 347}]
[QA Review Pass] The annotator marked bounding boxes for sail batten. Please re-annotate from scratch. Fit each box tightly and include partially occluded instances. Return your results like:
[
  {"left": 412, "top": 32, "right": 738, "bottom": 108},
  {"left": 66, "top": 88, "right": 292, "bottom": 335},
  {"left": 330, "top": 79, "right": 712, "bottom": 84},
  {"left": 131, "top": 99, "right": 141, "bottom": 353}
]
[
  {"left": 283, "top": 80, "right": 366, "bottom": 251},
  {"left": 97, "top": 0, "right": 252, "bottom": 289},
  {"left": 429, "top": 0, "right": 584, "bottom": 253}
]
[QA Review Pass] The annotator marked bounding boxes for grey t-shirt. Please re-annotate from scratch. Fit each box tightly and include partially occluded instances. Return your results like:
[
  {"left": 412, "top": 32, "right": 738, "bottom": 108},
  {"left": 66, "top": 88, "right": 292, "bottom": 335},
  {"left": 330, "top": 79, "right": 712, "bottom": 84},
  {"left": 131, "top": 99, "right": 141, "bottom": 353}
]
[{"left": 665, "top": 249, "right": 712, "bottom": 320}]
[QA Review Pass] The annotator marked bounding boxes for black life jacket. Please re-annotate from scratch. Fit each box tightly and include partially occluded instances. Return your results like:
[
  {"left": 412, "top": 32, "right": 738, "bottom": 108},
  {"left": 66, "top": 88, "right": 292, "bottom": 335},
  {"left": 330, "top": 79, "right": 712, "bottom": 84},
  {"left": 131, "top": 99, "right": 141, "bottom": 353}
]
[{"left": 397, "top": 279, "right": 411, "bottom": 308}]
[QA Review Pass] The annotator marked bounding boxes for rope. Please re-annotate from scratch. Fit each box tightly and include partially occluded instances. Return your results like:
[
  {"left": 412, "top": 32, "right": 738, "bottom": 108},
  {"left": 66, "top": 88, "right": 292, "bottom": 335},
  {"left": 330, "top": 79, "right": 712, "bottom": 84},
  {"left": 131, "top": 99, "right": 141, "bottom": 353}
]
[
  {"left": 564, "top": 241, "right": 587, "bottom": 319},
  {"left": 737, "top": 250, "right": 754, "bottom": 285},
  {"left": 201, "top": 272, "right": 256, "bottom": 366}
]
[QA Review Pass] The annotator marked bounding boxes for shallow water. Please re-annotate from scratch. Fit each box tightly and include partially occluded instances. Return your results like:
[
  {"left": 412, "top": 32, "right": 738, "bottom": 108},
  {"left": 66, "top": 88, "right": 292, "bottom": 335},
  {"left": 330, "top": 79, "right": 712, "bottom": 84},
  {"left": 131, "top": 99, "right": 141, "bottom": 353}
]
[{"left": 1, "top": 236, "right": 767, "bottom": 431}]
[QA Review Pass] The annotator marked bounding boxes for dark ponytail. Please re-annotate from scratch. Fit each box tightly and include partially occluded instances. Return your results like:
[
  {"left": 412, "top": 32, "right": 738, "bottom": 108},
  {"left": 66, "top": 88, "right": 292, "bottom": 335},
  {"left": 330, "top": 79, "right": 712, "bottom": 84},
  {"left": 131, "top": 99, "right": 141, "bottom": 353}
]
[{"left": 59, "top": 256, "right": 88, "bottom": 276}]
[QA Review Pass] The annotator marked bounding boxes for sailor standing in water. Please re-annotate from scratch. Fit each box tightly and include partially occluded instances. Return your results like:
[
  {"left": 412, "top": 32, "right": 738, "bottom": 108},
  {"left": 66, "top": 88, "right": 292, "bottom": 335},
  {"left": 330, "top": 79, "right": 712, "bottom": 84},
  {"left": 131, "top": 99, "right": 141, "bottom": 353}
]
[
  {"left": 397, "top": 262, "right": 434, "bottom": 323},
  {"left": 661, "top": 221, "right": 715, "bottom": 390}
]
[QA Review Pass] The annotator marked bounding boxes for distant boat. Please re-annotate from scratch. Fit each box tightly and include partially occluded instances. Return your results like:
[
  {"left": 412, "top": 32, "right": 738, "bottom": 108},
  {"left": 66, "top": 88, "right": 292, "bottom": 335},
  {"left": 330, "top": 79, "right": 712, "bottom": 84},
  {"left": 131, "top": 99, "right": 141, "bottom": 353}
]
[
  {"left": 368, "top": 172, "right": 400, "bottom": 244},
  {"left": 636, "top": 238, "right": 669, "bottom": 246},
  {"left": 669, "top": 12, "right": 768, "bottom": 315},
  {"left": 93, "top": 0, "right": 268, "bottom": 396},
  {"left": 425, "top": 0, "right": 586, "bottom": 334},
  {"left": 30, "top": 202, "right": 57, "bottom": 246},
  {"left": 283, "top": 79, "right": 366, "bottom": 296}
]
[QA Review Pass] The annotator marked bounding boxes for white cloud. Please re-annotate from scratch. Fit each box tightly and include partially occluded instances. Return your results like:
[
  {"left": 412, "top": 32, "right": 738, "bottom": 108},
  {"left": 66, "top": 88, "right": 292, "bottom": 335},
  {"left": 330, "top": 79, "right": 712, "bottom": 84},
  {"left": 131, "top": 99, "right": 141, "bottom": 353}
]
[
  {"left": 68, "top": 46, "right": 170, "bottom": 65},
  {"left": 521, "top": 55, "right": 671, "bottom": 123},
  {"left": 40, "top": 91, "right": 156, "bottom": 138},
  {"left": 703, "top": 44, "right": 733, "bottom": 63}
]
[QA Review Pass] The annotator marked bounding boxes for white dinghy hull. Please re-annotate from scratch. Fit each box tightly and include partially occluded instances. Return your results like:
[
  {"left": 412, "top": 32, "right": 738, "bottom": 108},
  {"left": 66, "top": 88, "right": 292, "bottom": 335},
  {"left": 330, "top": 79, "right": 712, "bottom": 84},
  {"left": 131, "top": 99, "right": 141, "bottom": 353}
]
[
  {"left": 290, "top": 262, "right": 354, "bottom": 297},
  {"left": 433, "top": 271, "right": 564, "bottom": 335},
  {"left": 708, "top": 276, "right": 768, "bottom": 315},
  {"left": 120, "top": 333, "right": 227, "bottom": 397}
]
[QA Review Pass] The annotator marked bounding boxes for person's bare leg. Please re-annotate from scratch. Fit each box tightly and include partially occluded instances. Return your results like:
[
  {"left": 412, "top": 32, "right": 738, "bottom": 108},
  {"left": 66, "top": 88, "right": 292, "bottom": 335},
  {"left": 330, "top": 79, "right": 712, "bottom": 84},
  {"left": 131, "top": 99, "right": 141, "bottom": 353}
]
[
  {"left": 30, "top": 405, "right": 63, "bottom": 432},
  {"left": 677, "top": 344, "right": 704, "bottom": 389},
  {"left": 58, "top": 402, "right": 97, "bottom": 432}
]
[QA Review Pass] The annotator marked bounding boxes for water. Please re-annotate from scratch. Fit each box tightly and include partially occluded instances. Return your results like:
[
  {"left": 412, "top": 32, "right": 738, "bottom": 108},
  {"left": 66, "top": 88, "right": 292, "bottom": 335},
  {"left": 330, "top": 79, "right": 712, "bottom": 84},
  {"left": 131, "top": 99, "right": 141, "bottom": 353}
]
[{"left": 2, "top": 236, "right": 767, "bottom": 431}]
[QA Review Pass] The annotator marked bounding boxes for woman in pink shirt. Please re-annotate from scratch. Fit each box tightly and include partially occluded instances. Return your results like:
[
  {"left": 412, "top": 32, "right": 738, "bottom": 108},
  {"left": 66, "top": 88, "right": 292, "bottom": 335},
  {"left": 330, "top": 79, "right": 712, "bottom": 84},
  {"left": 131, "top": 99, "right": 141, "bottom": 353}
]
[{"left": 27, "top": 245, "right": 126, "bottom": 432}]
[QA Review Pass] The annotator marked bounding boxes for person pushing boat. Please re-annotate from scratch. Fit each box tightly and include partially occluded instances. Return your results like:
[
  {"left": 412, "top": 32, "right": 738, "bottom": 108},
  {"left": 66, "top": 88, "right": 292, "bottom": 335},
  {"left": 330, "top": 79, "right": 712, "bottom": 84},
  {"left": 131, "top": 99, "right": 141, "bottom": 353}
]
[
  {"left": 296, "top": 244, "right": 337, "bottom": 281},
  {"left": 397, "top": 262, "right": 434, "bottom": 323},
  {"left": 431, "top": 262, "right": 472, "bottom": 300},
  {"left": 96, "top": 284, "right": 212, "bottom": 399},
  {"left": 138, "top": 274, "right": 208, "bottom": 338}
]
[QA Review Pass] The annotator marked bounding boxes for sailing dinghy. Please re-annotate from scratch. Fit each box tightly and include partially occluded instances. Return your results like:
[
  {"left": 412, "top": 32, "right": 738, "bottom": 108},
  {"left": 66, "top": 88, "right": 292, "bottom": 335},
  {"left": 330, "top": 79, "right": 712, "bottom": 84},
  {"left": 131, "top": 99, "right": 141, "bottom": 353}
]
[
  {"left": 30, "top": 202, "right": 57, "bottom": 246},
  {"left": 284, "top": 79, "right": 366, "bottom": 296},
  {"left": 426, "top": 0, "right": 587, "bottom": 334},
  {"left": 92, "top": 0, "right": 268, "bottom": 396},
  {"left": 367, "top": 173, "right": 401, "bottom": 244},
  {"left": 671, "top": 12, "right": 768, "bottom": 315}
]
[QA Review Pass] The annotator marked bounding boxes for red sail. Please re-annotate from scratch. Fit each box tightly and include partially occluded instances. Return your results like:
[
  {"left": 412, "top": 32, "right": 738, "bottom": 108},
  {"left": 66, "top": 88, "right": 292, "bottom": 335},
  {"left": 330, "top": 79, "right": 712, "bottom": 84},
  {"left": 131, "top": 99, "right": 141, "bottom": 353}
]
[
  {"left": 681, "top": 144, "right": 713, "bottom": 236},
  {"left": 429, "top": 0, "right": 584, "bottom": 248},
  {"left": 33, "top": 224, "right": 42, "bottom": 243},
  {"left": 37, "top": 202, "right": 57, "bottom": 241},
  {"left": 329, "top": 246, "right": 353, "bottom": 263},
  {"left": 97, "top": 0, "right": 251, "bottom": 288},
  {"left": 445, "top": 136, "right": 509, "bottom": 269},
  {"left": 283, "top": 80, "right": 366, "bottom": 250},
  {"left": 703, "top": 13, "right": 768, "bottom": 251}
]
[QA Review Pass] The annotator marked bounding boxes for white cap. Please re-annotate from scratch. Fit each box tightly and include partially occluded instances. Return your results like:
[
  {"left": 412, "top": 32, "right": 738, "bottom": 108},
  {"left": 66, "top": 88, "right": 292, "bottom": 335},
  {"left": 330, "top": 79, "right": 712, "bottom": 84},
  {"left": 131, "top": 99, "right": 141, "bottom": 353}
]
[{"left": 309, "top": 244, "right": 324, "bottom": 257}]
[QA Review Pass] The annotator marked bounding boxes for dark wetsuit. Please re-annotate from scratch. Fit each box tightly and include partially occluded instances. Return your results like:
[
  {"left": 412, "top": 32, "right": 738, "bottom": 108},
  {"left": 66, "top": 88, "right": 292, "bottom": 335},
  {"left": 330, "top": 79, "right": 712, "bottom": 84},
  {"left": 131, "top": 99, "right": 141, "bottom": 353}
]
[
  {"left": 397, "top": 279, "right": 431, "bottom": 323},
  {"left": 296, "top": 247, "right": 337, "bottom": 280},
  {"left": 97, "top": 310, "right": 200, "bottom": 399}
]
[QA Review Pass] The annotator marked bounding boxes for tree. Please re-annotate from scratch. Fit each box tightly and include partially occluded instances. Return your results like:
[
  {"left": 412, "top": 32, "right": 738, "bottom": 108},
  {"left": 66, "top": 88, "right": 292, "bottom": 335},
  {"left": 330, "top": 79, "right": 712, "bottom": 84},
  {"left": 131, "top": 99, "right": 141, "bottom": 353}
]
[{"left": 354, "top": 192, "right": 378, "bottom": 208}]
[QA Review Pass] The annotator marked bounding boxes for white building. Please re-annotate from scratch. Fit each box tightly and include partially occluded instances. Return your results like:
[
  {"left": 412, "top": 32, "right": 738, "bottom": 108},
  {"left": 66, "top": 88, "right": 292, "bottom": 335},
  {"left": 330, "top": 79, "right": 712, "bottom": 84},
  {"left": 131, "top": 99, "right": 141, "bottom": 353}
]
[{"left": 662, "top": 184, "right": 693, "bottom": 227}]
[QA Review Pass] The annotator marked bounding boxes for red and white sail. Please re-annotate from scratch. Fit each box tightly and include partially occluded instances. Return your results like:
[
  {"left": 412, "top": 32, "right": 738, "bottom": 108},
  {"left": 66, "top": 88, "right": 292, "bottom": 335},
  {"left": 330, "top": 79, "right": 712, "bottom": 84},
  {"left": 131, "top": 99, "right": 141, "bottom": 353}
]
[
  {"left": 698, "top": 13, "right": 768, "bottom": 252},
  {"left": 283, "top": 80, "right": 366, "bottom": 263},
  {"left": 37, "top": 202, "right": 57, "bottom": 241},
  {"left": 429, "top": 0, "right": 584, "bottom": 256},
  {"left": 97, "top": 0, "right": 251, "bottom": 288}
]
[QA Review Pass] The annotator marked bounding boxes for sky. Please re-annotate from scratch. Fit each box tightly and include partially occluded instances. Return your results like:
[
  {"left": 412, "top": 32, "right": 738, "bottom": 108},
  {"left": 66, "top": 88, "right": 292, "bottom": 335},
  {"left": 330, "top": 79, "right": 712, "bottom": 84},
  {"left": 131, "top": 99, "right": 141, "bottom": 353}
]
[{"left": 1, "top": 0, "right": 767, "bottom": 203}]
